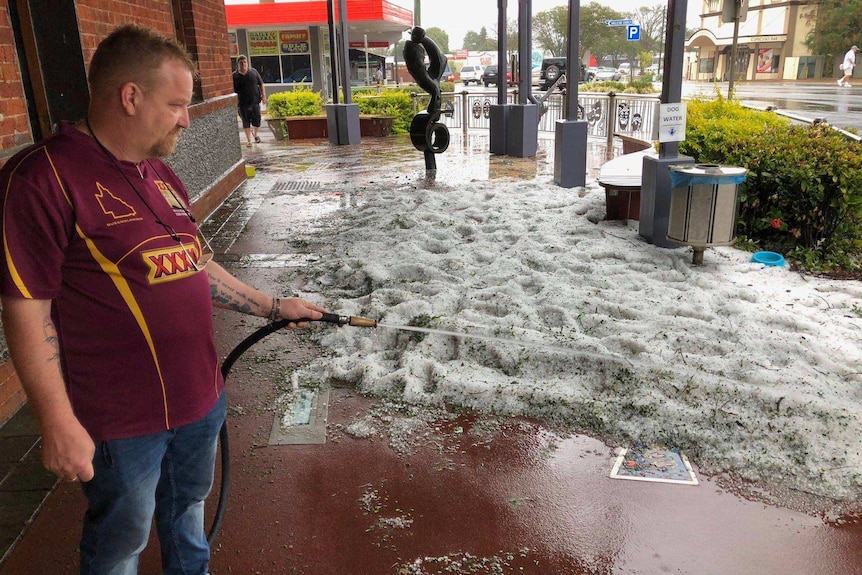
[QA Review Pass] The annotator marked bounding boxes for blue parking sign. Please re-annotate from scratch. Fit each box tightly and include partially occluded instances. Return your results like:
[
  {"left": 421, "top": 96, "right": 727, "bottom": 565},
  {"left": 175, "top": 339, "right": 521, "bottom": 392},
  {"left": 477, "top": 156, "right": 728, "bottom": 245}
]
[{"left": 627, "top": 24, "right": 641, "bottom": 41}]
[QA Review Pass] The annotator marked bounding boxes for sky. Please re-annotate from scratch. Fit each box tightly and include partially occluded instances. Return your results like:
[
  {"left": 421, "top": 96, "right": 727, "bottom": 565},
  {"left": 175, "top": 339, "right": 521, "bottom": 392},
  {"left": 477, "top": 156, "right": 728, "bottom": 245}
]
[
  {"left": 390, "top": 0, "right": 703, "bottom": 49},
  {"left": 279, "top": 142, "right": 862, "bottom": 510}
]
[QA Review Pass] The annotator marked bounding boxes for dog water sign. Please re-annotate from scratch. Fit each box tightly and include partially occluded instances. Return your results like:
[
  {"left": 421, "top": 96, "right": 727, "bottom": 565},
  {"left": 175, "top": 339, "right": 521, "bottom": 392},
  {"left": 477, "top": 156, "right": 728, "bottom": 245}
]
[{"left": 658, "top": 102, "right": 687, "bottom": 143}]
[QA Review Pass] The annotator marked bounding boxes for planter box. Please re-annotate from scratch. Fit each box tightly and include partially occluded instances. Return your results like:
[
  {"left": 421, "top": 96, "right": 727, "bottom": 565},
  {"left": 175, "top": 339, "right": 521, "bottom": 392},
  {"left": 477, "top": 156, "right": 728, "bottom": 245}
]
[
  {"left": 266, "top": 115, "right": 395, "bottom": 141},
  {"left": 359, "top": 115, "right": 394, "bottom": 137},
  {"left": 266, "top": 116, "right": 327, "bottom": 141}
]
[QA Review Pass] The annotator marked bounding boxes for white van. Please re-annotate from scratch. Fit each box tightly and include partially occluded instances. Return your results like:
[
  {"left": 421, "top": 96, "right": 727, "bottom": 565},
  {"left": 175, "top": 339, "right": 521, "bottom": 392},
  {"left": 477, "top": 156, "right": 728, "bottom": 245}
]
[{"left": 459, "top": 65, "right": 483, "bottom": 85}]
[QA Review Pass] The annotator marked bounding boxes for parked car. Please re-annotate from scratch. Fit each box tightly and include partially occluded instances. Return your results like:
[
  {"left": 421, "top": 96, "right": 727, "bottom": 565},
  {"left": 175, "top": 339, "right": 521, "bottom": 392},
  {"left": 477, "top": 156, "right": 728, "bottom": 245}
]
[
  {"left": 593, "top": 67, "right": 621, "bottom": 82},
  {"left": 481, "top": 64, "right": 512, "bottom": 87},
  {"left": 618, "top": 62, "right": 632, "bottom": 76},
  {"left": 538, "top": 57, "right": 589, "bottom": 90},
  {"left": 459, "top": 65, "right": 483, "bottom": 85},
  {"left": 645, "top": 64, "right": 660, "bottom": 75},
  {"left": 531, "top": 65, "right": 541, "bottom": 87},
  {"left": 285, "top": 68, "right": 312, "bottom": 82}
]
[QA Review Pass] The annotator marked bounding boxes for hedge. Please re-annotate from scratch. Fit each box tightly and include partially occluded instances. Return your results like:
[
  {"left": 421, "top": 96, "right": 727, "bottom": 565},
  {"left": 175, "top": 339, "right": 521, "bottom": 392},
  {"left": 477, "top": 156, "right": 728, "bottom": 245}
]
[{"left": 680, "top": 96, "right": 862, "bottom": 269}]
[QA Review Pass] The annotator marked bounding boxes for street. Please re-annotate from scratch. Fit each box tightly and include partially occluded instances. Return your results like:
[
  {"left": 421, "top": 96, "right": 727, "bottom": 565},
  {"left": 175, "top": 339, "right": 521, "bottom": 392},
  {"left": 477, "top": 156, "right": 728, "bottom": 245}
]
[
  {"left": 452, "top": 79, "right": 862, "bottom": 134},
  {"left": 683, "top": 80, "right": 862, "bottom": 134}
]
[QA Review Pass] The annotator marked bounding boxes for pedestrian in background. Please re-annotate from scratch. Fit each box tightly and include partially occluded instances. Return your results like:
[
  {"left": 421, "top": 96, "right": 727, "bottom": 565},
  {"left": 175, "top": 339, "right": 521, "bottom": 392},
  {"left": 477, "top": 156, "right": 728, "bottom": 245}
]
[
  {"left": 0, "top": 24, "right": 325, "bottom": 574},
  {"left": 233, "top": 54, "right": 266, "bottom": 146},
  {"left": 838, "top": 45, "right": 857, "bottom": 87}
]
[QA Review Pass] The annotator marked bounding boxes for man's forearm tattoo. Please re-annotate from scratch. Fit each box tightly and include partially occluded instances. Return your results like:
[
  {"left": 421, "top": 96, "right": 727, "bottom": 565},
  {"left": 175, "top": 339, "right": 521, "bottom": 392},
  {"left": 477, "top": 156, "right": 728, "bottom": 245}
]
[
  {"left": 42, "top": 318, "right": 60, "bottom": 363},
  {"left": 209, "top": 276, "right": 259, "bottom": 315}
]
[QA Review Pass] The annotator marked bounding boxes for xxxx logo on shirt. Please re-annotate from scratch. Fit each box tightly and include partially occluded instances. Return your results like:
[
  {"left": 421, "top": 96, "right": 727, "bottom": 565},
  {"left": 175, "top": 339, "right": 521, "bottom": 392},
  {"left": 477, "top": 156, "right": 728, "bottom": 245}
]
[{"left": 142, "top": 241, "right": 202, "bottom": 284}]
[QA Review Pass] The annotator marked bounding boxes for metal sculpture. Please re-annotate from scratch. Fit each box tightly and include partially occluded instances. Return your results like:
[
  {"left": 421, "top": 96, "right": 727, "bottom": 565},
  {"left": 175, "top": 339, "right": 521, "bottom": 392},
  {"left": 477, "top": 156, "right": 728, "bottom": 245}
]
[{"left": 404, "top": 26, "right": 449, "bottom": 170}]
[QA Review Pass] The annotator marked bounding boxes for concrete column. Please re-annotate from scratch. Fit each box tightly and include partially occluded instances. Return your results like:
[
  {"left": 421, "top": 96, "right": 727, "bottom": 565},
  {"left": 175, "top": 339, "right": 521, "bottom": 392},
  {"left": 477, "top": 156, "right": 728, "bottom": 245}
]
[
  {"left": 489, "top": 0, "right": 508, "bottom": 154},
  {"left": 553, "top": 0, "right": 588, "bottom": 188},
  {"left": 639, "top": 0, "right": 691, "bottom": 245}
]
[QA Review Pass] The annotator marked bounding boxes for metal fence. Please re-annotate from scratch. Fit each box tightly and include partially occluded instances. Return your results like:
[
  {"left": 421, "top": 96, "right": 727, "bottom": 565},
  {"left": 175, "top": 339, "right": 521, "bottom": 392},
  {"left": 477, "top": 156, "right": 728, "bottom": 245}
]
[{"left": 411, "top": 89, "right": 662, "bottom": 147}]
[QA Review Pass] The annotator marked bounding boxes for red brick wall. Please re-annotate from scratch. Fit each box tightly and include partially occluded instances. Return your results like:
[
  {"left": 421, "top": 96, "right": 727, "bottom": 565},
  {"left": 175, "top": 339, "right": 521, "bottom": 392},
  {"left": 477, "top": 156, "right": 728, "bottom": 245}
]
[
  {"left": 76, "top": 0, "right": 233, "bottom": 99},
  {"left": 174, "top": 0, "right": 234, "bottom": 99},
  {"left": 0, "top": 0, "right": 235, "bottom": 425},
  {"left": 0, "top": 0, "right": 32, "bottom": 159}
]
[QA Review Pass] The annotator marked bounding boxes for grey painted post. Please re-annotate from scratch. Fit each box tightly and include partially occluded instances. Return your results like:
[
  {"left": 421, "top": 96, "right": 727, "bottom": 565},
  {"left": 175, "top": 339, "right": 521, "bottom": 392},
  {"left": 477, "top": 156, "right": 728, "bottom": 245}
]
[
  {"left": 325, "top": 0, "right": 339, "bottom": 104},
  {"left": 553, "top": 0, "right": 588, "bottom": 188},
  {"left": 489, "top": 0, "right": 509, "bottom": 154},
  {"left": 506, "top": 0, "right": 538, "bottom": 157},
  {"left": 325, "top": 0, "right": 360, "bottom": 144},
  {"left": 639, "top": 0, "right": 694, "bottom": 247}
]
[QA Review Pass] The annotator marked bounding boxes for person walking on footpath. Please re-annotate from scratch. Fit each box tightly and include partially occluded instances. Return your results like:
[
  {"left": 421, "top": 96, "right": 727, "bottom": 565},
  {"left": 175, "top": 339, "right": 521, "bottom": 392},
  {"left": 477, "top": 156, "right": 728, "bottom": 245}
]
[
  {"left": 838, "top": 45, "right": 857, "bottom": 87},
  {"left": 233, "top": 54, "right": 266, "bottom": 145},
  {"left": 0, "top": 24, "right": 325, "bottom": 575}
]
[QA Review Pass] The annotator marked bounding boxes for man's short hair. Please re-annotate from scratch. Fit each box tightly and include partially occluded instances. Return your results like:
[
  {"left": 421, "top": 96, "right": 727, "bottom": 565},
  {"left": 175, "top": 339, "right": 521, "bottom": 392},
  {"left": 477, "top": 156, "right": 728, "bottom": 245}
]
[
  {"left": 237, "top": 54, "right": 248, "bottom": 62},
  {"left": 88, "top": 24, "right": 198, "bottom": 93}
]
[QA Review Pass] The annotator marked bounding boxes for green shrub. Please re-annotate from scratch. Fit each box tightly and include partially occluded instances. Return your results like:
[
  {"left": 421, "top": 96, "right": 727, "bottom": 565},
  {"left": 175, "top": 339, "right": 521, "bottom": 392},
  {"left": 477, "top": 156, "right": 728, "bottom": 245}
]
[
  {"left": 680, "top": 95, "right": 862, "bottom": 271},
  {"left": 397, "top": 82, "right": 455, "bottom": 94},
  {"left": 354, "top": 90, "right": 414, "bottom": 135},
  {"left": 266, "top": 88, "right": 324, "bottom": 117},
  {"left": 581, "top": 79, "right": 657, "bottom": 94}
]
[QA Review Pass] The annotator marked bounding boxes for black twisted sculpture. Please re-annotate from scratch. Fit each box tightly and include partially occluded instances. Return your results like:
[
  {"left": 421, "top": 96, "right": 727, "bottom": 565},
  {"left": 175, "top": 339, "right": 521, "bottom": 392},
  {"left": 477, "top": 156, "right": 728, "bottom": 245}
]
[{"left": 404, "top": 27, "right": 450, "bottom": 170}]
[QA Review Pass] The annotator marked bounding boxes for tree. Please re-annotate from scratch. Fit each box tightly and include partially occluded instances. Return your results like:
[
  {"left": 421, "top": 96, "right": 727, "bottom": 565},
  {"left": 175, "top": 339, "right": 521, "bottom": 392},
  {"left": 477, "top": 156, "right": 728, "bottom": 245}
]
[
  {"left": 804, "top": 0, "right": 861, "bottom": 60},
  {"left": 506, "top": 17, "right": 519, "bottom": 53},
  {"left": 532, "top": 2, "right": 642, "bottom": 65},
  {"left": 630, "top": 5, "right": 666, "bottom": 55},
  {"left": 463, "top": 27, "right": 496, "bottom": 51},
  {"left": 424, "top": 27, "right": 450, "bottom": 55},
  {"left": 532, "top": 6, "right": 568, "bottom": 56},
  {"left": 579, "top": 2, "right": 628, "bottom": 67}
]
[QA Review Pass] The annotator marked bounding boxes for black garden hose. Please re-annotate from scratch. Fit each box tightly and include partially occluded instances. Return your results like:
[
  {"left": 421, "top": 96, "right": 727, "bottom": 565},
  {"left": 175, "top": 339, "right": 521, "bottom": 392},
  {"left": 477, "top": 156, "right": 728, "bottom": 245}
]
[{"left": 207, "top": 313, "right": 377, "bottom": 545}]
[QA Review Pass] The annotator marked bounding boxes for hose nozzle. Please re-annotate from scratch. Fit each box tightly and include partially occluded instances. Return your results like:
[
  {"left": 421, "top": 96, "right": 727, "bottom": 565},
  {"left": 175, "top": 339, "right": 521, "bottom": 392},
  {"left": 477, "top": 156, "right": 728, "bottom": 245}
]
[{"left": 318, "top": 312, "right": 378, "bottom": 328}]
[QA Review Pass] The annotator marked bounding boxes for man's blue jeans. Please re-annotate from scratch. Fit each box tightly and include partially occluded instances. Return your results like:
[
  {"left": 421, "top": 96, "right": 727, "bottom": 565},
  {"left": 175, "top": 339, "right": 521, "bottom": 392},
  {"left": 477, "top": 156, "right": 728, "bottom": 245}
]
[{"left": 80, "top": 393, "right": 226, "bottom": 575}]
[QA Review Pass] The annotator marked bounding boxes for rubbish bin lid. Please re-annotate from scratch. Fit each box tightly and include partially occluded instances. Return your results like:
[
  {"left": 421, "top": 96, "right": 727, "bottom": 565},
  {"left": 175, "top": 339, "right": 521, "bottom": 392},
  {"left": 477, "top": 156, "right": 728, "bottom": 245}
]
[
  {"left": 669, "top": 163, "right": 747, "bottom": 188},
  {"left": 669, "top": 164, "right": 747, "bottom": 177}
]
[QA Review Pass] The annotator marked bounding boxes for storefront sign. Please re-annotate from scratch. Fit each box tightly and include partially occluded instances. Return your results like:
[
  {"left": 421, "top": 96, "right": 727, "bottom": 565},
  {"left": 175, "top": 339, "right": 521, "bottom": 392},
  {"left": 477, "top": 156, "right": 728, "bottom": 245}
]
[
  {"left": 280, "top": 30, "right": 310, "bottom": 54},
  {"left": 228, "top": 32, "right": 238, "bottom": 57},
  {"left": 348, "top": 41, "right": 390, "bottom": 48},
  {"left": 757, "top": 48, "right": 774, "bottom": 73},
  {"left": 746, "top": 35, "right": 786, "bottom": 43},
  {"left": 247, "top": 30, "right": 278, "bottom": 55}
]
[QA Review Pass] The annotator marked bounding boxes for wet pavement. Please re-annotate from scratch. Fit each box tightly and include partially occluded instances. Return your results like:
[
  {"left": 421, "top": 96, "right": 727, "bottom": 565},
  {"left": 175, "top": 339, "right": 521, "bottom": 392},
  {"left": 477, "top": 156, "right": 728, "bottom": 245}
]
[
  {"left": 2, "top": 130, "right": 862, "bottom": 575},
  {"left": 682, "top": 80, "right": 862, "bottom": 134}
]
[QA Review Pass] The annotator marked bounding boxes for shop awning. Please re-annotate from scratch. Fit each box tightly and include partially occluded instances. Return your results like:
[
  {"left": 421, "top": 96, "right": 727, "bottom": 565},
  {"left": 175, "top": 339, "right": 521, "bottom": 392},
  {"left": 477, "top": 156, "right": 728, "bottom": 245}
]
[{"left": 226, "top": 0, "right": 412, "bottom": 43}]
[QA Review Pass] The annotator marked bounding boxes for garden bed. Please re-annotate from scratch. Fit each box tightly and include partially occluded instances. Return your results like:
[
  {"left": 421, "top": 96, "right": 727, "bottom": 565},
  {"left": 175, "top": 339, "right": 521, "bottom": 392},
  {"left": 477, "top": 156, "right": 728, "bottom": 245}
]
[{"left": 266, "top": 115, "right": 395, "bottom": 141}]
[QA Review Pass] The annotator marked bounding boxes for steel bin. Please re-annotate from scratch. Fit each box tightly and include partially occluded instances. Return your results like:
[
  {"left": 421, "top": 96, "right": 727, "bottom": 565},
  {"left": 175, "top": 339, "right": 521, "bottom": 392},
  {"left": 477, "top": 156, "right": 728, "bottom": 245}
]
[{"left": 668, "top": 164, "right": 748, "bottom": 264}]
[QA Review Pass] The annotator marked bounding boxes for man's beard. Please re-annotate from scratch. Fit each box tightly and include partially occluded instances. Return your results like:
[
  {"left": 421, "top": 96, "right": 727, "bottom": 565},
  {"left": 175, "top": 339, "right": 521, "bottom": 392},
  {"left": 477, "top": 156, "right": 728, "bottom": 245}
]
[{"left": 149, "top": 128, "right": 182, "bottom": 158}]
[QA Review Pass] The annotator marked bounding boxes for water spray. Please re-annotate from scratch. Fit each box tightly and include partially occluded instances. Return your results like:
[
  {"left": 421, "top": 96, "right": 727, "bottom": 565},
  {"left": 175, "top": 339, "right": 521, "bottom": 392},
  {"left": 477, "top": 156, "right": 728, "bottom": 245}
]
[{"left": 209, "top": 309, "right": 629, "bottom": 545}]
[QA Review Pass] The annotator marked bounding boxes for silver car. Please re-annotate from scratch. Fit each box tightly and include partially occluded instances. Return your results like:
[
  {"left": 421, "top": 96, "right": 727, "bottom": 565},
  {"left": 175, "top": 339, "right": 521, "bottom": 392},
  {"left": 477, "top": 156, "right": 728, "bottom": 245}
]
[{"left": 593, "top": 67, "right": 621, "bottom": 82}]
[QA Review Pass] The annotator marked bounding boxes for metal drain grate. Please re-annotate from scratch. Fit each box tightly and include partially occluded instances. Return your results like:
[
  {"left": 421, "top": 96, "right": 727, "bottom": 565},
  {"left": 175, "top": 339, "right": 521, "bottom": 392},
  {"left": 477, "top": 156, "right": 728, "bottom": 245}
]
[{"left": 271, "top": 180, "right": 322, "bottom": 192}]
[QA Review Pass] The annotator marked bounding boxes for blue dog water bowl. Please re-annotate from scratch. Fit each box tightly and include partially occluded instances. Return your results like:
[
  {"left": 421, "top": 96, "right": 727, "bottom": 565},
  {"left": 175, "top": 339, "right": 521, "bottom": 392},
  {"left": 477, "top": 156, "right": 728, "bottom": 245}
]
[{"left": 751, "top": 251, "right": 785, "bottom": 267}]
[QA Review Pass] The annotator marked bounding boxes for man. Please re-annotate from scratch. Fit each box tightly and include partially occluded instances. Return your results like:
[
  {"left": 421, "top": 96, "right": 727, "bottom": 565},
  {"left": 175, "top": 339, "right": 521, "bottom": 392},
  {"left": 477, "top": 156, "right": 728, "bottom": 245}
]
[
  {"left": 232, "top": 54, "right": 266, "bottom": 146},
  {"left": 0, "top": 25, "right": 325, "bottom": 574},
  {"left": 838, "top": 45, "right": 857, "bottom": 87}
]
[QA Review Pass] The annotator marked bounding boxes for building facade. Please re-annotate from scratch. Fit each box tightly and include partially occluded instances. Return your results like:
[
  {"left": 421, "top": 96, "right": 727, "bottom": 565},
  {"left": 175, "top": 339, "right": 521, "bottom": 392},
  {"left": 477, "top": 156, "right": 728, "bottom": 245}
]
[
  {"left": 686, "top": 0, "right": 824, "bottom": 82},
  {"left": 0, "top": 0, "right": 244, "bottom": 424},
  {"left": 224, "top": 0, "right": 412, "bottom": 99}
]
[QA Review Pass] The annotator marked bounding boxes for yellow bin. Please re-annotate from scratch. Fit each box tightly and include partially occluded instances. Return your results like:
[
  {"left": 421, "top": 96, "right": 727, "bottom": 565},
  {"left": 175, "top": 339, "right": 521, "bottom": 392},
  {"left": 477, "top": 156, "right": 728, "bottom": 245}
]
[{"left": 245, "top": 164, "right": 256, "bottom": 178}]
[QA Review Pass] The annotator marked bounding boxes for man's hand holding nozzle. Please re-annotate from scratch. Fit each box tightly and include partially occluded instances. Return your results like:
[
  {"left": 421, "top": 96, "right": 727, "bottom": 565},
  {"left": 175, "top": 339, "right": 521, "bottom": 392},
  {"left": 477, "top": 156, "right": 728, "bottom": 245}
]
[{"left": 278, "top": 298, "right": 326, "bottom": 329}]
